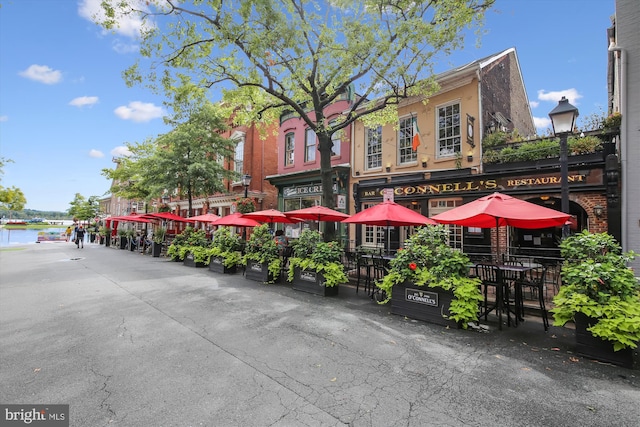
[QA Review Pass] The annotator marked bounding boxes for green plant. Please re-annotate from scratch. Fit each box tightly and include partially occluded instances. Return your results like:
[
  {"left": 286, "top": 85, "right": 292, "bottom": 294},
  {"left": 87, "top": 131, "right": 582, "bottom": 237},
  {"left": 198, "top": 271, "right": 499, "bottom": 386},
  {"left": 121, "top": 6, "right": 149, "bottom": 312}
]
[
  {"left": 551, "top": 230, "right": 640, "bottom": 350},
  {"left": 242, "top": 224, "right": 281, "bottom": 283},
  {"left": 602, "top": 112, "right": 621, "bottom": 130},
  {"left": 117, "top": 228, "right": 128, "bottom": 237},
  {"left": 167, "top": 226, "right": 210, "bottom": 261},
  {"left": 190, "top": 245, "right": 211, "bottom": 263},
  {"left": 153, "top": 226, "right": 167, "bottom": 244},
  {"left": 99, "top": 226, "right": 109, "bottom": 236},
  {"left": 568, "top": 135, "right": 602, "bottom": 155},
  {"left": 235, "top": 197, "right": 256, "bottom": 214},
  {"left": 375, "top": 225, "right": 482, "bottom": 328},
  {"left": 287, "top": 229, "right": 348, "bottom": 287},
  {"left": 207, "top": 227, "right": 243, "bottom": 268}
]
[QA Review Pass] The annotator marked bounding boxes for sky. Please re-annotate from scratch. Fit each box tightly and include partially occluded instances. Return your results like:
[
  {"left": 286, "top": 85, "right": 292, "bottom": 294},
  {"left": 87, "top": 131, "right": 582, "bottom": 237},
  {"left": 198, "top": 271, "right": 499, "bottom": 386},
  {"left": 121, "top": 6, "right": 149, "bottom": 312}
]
[{"left": 0, "top": 0, "right": 615, "bottom": 213}]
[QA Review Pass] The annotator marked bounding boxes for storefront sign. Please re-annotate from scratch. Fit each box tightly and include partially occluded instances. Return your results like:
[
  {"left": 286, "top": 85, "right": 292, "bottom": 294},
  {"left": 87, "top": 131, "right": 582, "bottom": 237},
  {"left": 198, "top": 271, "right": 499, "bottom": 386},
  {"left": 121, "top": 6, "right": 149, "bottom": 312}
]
[
  {"left": 284, "top": 183, "right": 339, "bottom": 197},
  {"left": 360, "top": 171, "right": 600, "bottom": 199},
  {"left": 405, "top": 288, "right": 438, "bottom": 306}
]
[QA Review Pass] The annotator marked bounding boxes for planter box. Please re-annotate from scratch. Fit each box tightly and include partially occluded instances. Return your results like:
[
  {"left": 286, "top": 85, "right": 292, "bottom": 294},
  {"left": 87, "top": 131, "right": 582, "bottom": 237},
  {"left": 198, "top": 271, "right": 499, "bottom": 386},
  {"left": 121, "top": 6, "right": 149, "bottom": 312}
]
[
  {"left": 119, "top": 236, "right": 127, "bottom": 249},
  {"left": 291, "top": 267, "right": 339, "bottom": 297},
  {"left": 245, "top": 261, "right": 279, "bottom": 283},
  {"left": 574, "top": 313, "right": 634, "bottom": 368},
  {"left": 152, "top": 242, "right": 162, "bottom": 258},
  {"left": 183, "top": 252, "right": 208, "bottom": 268},
  {"left": 391, "top": 282, "right": 459, "bottom": 328},
  {"left": 209, "top": 256, "right": 237, "bottom": 274}
]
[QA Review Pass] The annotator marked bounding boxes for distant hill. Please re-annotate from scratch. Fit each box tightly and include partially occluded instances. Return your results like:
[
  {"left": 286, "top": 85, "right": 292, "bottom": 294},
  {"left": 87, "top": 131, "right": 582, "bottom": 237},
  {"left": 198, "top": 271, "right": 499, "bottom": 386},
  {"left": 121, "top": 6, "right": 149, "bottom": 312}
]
[{"left": 0, "top": 208, "right": 71, "bottom": 221}]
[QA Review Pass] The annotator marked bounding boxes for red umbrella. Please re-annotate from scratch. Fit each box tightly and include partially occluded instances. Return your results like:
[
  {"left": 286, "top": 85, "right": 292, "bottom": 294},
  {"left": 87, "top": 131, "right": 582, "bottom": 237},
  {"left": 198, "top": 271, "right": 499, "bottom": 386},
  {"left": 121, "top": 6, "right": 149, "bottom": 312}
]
[
  {"left": 283, "top": 205, "right": 351, "bottom": 222},
  {"left": 342, "top": 200, "right": 437, "bottom": 227},
  {"left": 188, "top": 213, "right": 221, "bottom": 223},
  {"left": 108, "top": 214, "right": 152, "bottom": 224},
  {"left": 341, "top": 200, "right": 436, "bottom": 254},
  {"left": 430, "top": 192, "right": 571, "bottom": 260},
  {"left": 242, "top": 209, "right": 304, "bottom": 224},
  {"left": 430, "top": 192, "right": 571, "bottom": 229},
  {"left": 210, "top": 212, "right": 261, "bottom": 228},
  {"left": 143, "top": 212, "right": 195, "bottom": 223}
]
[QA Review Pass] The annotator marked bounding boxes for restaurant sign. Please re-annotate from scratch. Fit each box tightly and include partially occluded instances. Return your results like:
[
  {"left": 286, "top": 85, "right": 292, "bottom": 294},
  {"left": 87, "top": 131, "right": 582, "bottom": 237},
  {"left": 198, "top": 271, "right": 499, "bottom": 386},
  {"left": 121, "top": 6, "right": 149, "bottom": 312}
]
[
  {"left": 405, "top": 288, "right": 438, "bottom": 307},
  {"left": 360, "top": 171, "right": 602, "bottom": 199},
  {"left": 284, "top": 182, "right": 339, "bottom": 198}
]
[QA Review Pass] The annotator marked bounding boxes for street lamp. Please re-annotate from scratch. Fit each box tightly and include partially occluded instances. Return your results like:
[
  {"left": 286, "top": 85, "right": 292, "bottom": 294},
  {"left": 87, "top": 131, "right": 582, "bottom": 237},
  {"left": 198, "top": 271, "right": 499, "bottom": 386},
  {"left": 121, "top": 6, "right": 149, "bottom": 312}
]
[
  {"left": 549, "top": 96, "right": 579, "bottom": 238},
  {"left": 241, "top": 174, "right": 252, "bottom": 198},
  {"left": 241, "top": 174, "right": 252, "bottom": 240}
]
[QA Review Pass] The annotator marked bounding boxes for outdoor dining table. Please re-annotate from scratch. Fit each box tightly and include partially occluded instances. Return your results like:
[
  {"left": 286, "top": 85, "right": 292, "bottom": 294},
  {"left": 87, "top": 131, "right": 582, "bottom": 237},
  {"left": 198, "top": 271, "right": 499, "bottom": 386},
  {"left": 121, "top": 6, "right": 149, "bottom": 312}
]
[
  {"left": 358, "top": 253, "right": 395, "bottom": 299},
  {"left": 472, "top": 263, "right": 540, "bottom": 330}
]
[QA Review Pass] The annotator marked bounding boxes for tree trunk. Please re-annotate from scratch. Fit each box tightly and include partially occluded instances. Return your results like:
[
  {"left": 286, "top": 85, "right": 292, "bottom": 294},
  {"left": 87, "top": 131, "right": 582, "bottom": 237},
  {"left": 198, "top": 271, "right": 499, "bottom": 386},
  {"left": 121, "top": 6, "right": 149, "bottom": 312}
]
[{"left": 317, "top": 132, "right": 336, "bottom": 242}]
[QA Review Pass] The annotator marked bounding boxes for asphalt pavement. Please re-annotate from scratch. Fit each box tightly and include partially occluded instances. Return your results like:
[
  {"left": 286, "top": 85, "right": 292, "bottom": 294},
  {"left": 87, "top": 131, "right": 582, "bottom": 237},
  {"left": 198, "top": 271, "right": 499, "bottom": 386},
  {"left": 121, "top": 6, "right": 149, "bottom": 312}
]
[{"left": 1, "top": 241, "right": 639, "bottom": 427}]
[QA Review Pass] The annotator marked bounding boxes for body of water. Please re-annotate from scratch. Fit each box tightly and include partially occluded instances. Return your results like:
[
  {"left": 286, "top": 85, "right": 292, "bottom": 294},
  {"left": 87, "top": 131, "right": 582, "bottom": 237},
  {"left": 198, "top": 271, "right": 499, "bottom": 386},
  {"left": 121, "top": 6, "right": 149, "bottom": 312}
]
[{"left": 0, "top": 227, "right": 71, "bottom": 247}]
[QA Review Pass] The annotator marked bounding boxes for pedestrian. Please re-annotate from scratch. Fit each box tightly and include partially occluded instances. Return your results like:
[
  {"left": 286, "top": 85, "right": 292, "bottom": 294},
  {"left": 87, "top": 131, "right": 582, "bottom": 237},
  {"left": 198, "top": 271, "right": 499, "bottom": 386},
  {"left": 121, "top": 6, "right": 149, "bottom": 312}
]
[
  {"left": 65, "top": 226, "right": 72, "bottom": 242},
  {"left": 76, "top": 226, "right": 85, "bottom": 248}
]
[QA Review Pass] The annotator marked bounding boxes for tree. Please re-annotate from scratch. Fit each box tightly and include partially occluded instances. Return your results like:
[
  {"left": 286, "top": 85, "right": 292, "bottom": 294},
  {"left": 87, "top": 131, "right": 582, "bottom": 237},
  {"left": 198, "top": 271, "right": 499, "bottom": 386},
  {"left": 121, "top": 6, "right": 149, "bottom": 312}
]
[
  {"left": 99, "top": 0, "right": 495, "bottom": 240},
  {"left": 0, "top": 186, "right": 27, "bottom": 220},
  {"left": 68, "top": 193, "right": 100, "bottom": 224},
  {"left": 102, "top": 103, "right": 237, "bottom": 217}
]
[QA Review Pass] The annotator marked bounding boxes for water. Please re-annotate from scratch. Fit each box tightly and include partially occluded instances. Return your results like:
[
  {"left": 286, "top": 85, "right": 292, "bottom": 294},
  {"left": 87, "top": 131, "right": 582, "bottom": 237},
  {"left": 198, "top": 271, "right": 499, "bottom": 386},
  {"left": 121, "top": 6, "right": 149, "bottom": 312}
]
[{"left": 0, "top": 227, "right": 68, "bottom": 247}]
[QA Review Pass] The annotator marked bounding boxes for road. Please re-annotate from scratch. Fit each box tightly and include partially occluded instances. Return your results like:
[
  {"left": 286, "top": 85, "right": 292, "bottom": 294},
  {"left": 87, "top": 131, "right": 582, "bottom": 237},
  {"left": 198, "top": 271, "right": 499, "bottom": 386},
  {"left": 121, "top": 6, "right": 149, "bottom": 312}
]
[{"left": 1, "top": 242, "right": 638, "bottom": 426}]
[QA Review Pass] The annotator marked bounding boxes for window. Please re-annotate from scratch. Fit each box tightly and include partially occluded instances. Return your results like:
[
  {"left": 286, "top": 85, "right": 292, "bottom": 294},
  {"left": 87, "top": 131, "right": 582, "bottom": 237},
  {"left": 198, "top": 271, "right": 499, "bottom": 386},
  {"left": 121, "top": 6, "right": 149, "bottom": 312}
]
[
  {"left": 234, "top": 139, "right": 244, "bottom": 174},
  {"left": 305, "top": 128, "right": 316, "bottom": 162},
  {"left": 284, "top": 133, "right": 295, "bottom": 166},
  {"left": 437, "top": 102, "right": 461, "bottom": 157},
  {"left": 330, "top": 121, "right": 341, "bottom": 156},
  {"left": 398, "top": 116, "right": 417, "bottom": 164},
  {"left": 362, "top": 203, "right": 385, "bottom": 248},
  {"left": 366, "top": 126, "right": 382, "bottom": 169},
  {"left": 430, "top": 199, "right": 464, "bottom": 250}
]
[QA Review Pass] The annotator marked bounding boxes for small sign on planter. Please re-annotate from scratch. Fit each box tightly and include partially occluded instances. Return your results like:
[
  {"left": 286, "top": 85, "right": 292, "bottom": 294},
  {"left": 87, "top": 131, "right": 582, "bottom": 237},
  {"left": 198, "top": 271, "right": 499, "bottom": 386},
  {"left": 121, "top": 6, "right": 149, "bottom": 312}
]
[
  {"left": 291, "top": 268, "right": 338, "bottom": 297},
  {"left": 209, "top": 257, "right": 237, "bottom": 274},
  {"left": 391, "top": 282, "right": 457, "bottom": 328}
]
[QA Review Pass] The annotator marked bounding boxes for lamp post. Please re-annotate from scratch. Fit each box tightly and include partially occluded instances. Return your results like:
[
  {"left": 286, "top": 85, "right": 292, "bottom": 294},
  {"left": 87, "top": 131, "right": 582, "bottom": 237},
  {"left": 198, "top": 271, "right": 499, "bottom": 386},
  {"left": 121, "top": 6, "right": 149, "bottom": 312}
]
[
  {"left": 242, "top": 174, "right": 252, "bottom": 198},
  {"left": 549, "top": 96, "right": 579, "bottom": 238},
  {"left": 241, "top": 174, "right": 252, "bottom": 240}
]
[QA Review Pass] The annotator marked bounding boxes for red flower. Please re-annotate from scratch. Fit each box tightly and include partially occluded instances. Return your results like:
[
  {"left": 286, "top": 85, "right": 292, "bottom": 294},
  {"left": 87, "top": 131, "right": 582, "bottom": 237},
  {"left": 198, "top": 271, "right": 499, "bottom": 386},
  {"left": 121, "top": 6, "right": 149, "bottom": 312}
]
[{"left": 409, "top": 263, "right": 417, "bottom": 271}]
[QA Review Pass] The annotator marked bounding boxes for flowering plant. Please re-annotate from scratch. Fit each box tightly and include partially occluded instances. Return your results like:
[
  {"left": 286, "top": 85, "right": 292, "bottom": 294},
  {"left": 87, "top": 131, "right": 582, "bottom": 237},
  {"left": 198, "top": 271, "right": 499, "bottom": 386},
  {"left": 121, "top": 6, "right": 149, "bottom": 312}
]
[
  {"left": 235, "top": 197, "right": 256, "bottom": 214},
  {"left": 602, "top": 112, "right": 621, "bottom": 130},
  {"left": 376, "top": 225, "right": 482, "bottom": 328},
  {"left": 287, "top": 229, "right": 348, "bottom": 287}
]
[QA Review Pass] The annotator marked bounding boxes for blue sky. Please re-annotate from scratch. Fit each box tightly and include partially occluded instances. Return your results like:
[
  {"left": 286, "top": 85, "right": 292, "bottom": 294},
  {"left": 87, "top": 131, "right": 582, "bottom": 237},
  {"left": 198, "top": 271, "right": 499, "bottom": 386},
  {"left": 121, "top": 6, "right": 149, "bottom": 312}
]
[{"left": 0, "top": 0, "right": 615, "bottom": 213}]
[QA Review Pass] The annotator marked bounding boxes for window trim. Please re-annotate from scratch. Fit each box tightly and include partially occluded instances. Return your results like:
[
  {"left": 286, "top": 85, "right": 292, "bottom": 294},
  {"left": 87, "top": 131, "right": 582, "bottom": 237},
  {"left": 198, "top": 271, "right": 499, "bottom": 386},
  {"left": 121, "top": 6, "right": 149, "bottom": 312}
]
[
  {"left": 436, "top": 100, "right": 462, "bottom": 159},
  {"left": 365, "top": 125, "right": 382, "bottom": 170},
  {"left": 397, "top": 114, "right": 418, "bottom": 165},
  {"left": 284, "top": 132, "right": 295, "bottom": 167}
]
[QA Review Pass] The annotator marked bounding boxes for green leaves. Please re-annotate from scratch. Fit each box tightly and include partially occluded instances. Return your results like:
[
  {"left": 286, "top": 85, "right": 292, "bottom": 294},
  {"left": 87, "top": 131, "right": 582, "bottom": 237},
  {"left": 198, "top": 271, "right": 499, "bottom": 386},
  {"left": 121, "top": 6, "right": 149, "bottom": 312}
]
[{"left": 551, "top": 231, "right": 640, "bottom": 350}]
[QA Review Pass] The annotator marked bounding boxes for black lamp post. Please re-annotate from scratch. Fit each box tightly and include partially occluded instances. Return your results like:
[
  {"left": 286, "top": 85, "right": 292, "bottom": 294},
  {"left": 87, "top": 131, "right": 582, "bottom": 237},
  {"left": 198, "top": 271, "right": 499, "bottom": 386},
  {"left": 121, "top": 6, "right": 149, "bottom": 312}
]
[
  {"left": 242, "top": 174, "right": 252, "bottom": 198},
  {"left": 549, "top": 96, "right": 579, "bottom": 238},
  {"left": 241, "top": 174, "right": 252, "bottom": 240}
]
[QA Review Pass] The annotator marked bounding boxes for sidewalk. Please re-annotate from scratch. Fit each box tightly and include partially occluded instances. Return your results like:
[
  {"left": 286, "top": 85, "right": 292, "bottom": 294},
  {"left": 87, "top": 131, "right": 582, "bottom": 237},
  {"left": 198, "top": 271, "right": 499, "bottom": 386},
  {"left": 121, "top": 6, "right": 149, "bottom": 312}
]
[{"left": 1, "top": 242, "right": 638, "bottom": 427}]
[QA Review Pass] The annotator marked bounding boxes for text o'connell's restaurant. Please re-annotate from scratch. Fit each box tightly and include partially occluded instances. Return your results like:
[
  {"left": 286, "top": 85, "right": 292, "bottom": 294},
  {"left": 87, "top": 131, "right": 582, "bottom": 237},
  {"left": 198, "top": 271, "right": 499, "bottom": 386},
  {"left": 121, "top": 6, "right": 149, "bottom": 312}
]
[{"left": 352, "top": 152, "right": 614, "bottom": 261}]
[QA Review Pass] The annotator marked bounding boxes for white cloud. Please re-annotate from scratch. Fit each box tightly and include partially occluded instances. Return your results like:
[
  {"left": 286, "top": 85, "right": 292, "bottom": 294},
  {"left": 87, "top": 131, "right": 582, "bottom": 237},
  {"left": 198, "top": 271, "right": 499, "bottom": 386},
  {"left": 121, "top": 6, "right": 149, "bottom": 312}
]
[
  {"left": 69, "top": 96, "right": 99, "bottom": 107},
  {"left": 529, "top": 100, "right": 539, "bottom": 109},
  {"left": 534, "top": 116, "right": 551, "bottom": 131},
  {"left": 78, "top": 0, "right": 156, "bottom": 40},
  {"left": 112, "top": 39, "right": 139, "bottom": 54},
  {"left": 0, "top": 115, "right": 8, "bottom": 122},
  {"left": 111, "top": 146, "right": 133, "bottom": 157},
  {"left": 18, "top": 64, "right": 62, "bottom": 84},
  {"left": 89, "top": 149, "right": 104, "bottom": 158},
  {"left": 537, "top": 88, "right": 582, "bottom": 106},
  {"left": 114, "top": 101, "right": 164, "bottom": 122}
]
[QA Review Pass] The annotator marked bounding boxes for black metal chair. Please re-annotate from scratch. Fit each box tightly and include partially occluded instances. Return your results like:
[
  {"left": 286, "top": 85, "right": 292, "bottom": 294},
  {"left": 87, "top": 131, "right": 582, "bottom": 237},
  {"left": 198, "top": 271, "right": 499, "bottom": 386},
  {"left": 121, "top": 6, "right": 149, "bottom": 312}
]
[
  {"left": 515, "top": 266, "right": 550, "bottom": 331},
  {"left": 475, "top": 263, "right": 509, "bottom": 330}
]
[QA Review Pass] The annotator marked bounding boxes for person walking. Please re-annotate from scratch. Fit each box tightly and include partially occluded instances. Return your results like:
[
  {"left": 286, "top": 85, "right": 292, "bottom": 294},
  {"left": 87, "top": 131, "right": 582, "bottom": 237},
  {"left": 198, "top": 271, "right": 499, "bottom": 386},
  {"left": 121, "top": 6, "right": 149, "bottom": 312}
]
[
  {"left": 76, "top": 226, "right": 85, "bottom": 249},
  {"left": 65, "top": 226, "right": 72, "bottom": 242}
]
